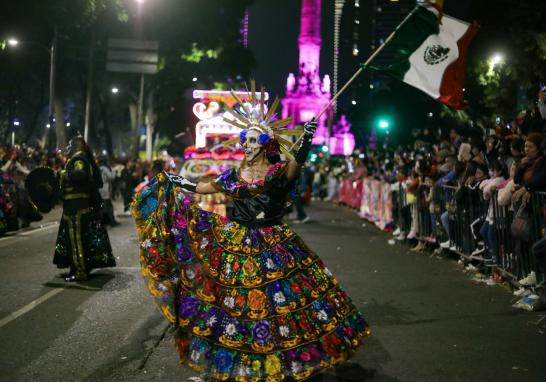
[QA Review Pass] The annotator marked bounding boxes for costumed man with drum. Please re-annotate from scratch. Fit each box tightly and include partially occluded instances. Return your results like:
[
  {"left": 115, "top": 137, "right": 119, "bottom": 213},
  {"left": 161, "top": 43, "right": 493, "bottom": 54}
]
[
  {"left": 55, "top": 135, "right": 116, "bottom": 281},
  {"left": 28, "top": 134, "right": 116, "bottom": 282}
]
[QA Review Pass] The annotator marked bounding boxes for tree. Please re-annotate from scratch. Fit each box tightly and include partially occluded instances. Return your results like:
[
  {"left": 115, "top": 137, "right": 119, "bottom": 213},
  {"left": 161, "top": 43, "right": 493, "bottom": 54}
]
[
  {"left": 1, "top": 0, "right": 256, "bottom": 156},
  {"left": 0, "top": 0, "right": 129, "bottom": 150},
  {"left": 441, "top": 0, "right": 546, "bottom": 129}
]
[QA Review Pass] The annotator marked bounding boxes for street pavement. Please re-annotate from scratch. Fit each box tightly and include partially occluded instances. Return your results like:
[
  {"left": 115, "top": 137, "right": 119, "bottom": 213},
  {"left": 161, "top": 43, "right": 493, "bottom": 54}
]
[{"left": 0, "top": 201, "right": 545, "bottom": 382}]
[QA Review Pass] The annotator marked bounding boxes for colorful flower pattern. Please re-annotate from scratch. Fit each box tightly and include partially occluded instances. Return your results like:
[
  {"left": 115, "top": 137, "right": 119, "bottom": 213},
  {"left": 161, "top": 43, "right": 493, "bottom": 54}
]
[{"left": 133, "top": 169, "right": 370, "bottom": 381}]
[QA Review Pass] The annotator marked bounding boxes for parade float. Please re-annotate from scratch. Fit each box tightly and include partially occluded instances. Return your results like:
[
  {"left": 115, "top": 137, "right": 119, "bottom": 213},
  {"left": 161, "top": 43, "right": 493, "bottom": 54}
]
[{"left": 180, "top": 89, "right": 269, "bottom": 215}]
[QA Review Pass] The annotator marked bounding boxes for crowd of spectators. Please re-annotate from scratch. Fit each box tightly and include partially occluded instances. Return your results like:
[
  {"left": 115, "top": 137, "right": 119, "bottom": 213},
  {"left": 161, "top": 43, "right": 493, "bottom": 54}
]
[
  {"left": 0, "top": 144, "right": 179, "bottom": 236},
  {"left": 305, "top": 90, "right": 546, "bottom": 310}
]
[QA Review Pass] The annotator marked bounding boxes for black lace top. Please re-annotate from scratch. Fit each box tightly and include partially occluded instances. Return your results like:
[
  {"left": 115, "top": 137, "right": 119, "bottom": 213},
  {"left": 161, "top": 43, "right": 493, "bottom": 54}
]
[{"left": 212, "top": 161, "right": 295, "bottom": 227}]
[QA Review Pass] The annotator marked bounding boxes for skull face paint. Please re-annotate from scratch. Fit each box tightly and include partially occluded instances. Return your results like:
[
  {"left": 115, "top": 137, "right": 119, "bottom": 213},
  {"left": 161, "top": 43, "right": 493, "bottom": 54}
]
[{"left": 242, "top": 129, "right": 265, "bottom": 163}]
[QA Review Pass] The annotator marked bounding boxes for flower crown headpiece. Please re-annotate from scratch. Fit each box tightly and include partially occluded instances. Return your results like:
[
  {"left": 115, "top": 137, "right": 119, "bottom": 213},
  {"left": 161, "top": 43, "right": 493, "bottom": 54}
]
[{"left": 222, "top": 80, "right": 302, "bottom": 160}]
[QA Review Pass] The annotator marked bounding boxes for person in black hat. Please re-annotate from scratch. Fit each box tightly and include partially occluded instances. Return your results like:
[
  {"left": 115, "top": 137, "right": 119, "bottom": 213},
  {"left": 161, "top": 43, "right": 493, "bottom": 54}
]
[{"left": 54, "top": 134, "right": 116, "bottom": 281}]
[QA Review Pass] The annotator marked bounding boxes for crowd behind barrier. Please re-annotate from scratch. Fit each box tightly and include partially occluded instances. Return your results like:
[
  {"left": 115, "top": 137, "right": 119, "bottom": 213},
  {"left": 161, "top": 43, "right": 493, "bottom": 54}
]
[
  {"left": 335, "top": 170, "right": 546, "bottom": 310},
  {"left": 318, "top": 93, "right": 546, "bottom": 310}
]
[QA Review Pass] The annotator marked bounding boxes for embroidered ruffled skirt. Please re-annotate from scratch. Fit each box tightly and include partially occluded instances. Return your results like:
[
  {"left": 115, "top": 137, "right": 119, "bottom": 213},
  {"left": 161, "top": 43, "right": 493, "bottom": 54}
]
[{"left": 132, "top": 173, "right": 370, "bottom": 381}]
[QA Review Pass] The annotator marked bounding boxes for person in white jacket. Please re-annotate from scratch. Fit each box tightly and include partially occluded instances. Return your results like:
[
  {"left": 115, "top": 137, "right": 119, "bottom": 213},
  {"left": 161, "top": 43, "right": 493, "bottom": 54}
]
[
  {"left": 497, "top": 161, "right": 519, "bottom": 207},
  {"left": 98, "top": 157, "right": 119, "bottom": 226}
]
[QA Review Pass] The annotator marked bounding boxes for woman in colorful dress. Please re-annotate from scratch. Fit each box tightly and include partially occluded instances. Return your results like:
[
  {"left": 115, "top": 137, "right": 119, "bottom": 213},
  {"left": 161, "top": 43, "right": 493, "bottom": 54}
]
[{"left": 132, "top": 88, "right": 369, "bottom": 381}]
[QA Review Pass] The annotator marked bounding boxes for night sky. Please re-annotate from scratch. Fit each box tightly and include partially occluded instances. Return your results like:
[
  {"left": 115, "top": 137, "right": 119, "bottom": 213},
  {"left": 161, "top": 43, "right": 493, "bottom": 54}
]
[
  {"left": 247, "top": 0, "right": 474, "bottom": 101},
  {"left": 248, "top": 0, "right": 334, "bottom": 100}
]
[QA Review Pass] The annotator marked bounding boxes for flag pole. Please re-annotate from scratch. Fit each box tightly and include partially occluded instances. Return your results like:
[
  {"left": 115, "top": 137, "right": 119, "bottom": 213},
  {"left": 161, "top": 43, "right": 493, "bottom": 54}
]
[{"left": 290, "top": 6, "right": 420, "bottom": 152}]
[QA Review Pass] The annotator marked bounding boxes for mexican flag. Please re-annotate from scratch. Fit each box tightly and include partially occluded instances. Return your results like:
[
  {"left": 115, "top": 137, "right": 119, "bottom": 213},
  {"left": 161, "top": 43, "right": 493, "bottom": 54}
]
[{"left": 374, "top": 5, "right": 478, "bottom": 109}]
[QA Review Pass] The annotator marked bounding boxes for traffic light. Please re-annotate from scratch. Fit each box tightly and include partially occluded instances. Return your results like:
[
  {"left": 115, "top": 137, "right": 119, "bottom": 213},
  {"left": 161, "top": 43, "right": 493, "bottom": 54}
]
[
  {"left": 321, "top": 144, "right": 329, "bottom": 153},
  {"left": 374, "top": 116, "right": 392, "bottom": 131}
]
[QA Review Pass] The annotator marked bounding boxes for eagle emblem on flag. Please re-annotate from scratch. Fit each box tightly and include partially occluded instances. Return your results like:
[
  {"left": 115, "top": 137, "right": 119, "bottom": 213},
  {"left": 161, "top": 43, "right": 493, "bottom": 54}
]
[{"left": 423, "top": 45, "right": 450, "bottom": 65}]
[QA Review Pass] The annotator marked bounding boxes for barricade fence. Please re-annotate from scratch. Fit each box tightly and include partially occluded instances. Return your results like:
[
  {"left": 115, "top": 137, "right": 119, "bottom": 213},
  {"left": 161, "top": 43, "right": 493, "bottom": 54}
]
[{"left": 337, "top": 176, "right": 546, "bottom": 283}]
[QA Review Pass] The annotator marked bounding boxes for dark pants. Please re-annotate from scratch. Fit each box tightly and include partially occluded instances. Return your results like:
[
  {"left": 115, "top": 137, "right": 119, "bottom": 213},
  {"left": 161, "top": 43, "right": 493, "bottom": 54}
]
[
  {"left": 121, "top": 187, "right": 133, "bottom": 212},
  {"left": 441, "top": 211, "right": 450, "bottom": 240},
  {"left": 532, "top": 236, "right": 546, "bottom": 284},
  {"left": 101, "top": 199, "right": 118, "bottom": 225},
  {"left": 480, "top": 221, "right": 497, "bottom": 261},
  {"left": 292, "top": 192, "right": 307, "bottom": 221}
]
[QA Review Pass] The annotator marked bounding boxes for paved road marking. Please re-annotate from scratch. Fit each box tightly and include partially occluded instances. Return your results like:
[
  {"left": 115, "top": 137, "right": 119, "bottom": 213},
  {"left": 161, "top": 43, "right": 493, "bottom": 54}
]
[
  {"left": 0, "top": 234, "right": 16, "bottom": 242},
  {"left": 0, "top": 222, "right": 58, "bottom": 242},
  {"left": 19, "top": 222, "right": 59, "bottom": 236},
  {"left": 0, "top": 288, "right": 64, "bottom": 329}
]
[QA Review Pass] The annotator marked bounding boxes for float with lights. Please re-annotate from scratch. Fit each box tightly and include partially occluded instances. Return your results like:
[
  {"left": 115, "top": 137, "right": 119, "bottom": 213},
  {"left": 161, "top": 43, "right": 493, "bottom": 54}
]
[
  {"left": 179, "top": 89, "right": 270, "bottom": 215},
  {"left": 179, "top": 89, "right": 271, "bottom": 178}
]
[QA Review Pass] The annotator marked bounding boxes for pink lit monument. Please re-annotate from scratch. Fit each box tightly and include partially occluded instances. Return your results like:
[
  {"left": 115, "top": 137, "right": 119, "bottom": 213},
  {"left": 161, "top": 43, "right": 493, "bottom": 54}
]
[
  {"left": 282, "top": 0, "right": 355, "bottom": 155},
  {"left": 281, "top": 0, "right": 332, "bottom": 146}
]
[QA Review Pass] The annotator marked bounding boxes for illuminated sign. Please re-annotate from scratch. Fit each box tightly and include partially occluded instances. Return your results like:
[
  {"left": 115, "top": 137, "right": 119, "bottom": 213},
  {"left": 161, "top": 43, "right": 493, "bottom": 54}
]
[{"left": 192, "top": 89, "right": 269, "bottom": 148}]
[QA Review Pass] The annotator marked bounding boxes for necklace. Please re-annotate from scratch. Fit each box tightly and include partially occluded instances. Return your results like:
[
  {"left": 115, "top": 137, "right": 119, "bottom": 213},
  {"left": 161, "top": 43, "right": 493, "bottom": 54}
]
[{"left": 242, "top": 164, "right": 269, "bottom": 183}]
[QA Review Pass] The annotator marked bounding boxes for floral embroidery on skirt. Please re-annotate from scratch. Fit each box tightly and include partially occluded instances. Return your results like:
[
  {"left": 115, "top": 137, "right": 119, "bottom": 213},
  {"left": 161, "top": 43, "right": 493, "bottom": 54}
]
[{"left": 132, "top": 173, "right": 369, "bottom": 381}]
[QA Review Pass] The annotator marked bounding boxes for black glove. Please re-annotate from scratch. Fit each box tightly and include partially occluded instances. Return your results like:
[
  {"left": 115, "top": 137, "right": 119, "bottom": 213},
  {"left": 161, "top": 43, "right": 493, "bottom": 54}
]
[
  {"left": 167, "top": 173, "right": 197, "bottom": 192},
  {"left": 295, "top": 119, "right": 317, "bottom": 164}
]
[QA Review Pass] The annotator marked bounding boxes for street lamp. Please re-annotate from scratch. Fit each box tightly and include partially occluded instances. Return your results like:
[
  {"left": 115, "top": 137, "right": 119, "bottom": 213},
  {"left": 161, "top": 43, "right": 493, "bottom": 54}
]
[
  {"left": 11, "top": 118, "right": 21, "bottom": 146},
  {"left": 111, "top": 86, "right": 120, "bottom": 94},
  {"left": 491, "top": 54, "right": 503, "bottom": 67},
  {"left": 6, "top": 32, "right": 57, "bottom": 152},
  {"left": 378, "top": 120, "right": 389, "bottom": 129},
  {"left": 488, "top": 53, "right": 504, "bottom": 75}
]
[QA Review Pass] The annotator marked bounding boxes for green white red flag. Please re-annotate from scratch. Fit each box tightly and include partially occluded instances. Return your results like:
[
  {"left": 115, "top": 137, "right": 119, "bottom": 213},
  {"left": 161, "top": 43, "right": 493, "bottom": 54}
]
[
  {"left": 371, "top": 5, "right": 478, "bottom": 109},
  {"left": 418, "top": 0, "right": 444, "bottom": 15}
]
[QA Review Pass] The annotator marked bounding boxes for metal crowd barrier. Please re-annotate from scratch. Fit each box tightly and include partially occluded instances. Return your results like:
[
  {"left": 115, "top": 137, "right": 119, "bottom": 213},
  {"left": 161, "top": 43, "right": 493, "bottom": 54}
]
[
  {"left": 448, "top": 185, "right": 488, "bottom": 255},
  {"left": 346, "top": 177, "right": 545, "bottom": 283},
  {"left": 489, "top": 191, "right": 546, "bottom": 280},
  {"left": 530, "top": 192, "right": 546, "bottom": 285},
  {"left": 436, "top": 186, "right": 546, "bottom": 281},
  {"left": 416, "top": 184, "right": 434, "bottom": 241},
  {"left": 490, "top": 193, "right": 517, "bottom": 277},
  {"left": 393, "top": 183, "right": 450, "bottom": 243},
  {"left": 392, "top": 186, "right": 410, "bottom": 236}
]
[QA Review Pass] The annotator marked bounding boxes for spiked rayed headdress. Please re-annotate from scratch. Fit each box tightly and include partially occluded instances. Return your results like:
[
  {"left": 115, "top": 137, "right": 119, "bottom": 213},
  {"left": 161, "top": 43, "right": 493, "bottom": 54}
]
[{"left": 222, "top": 81, "right": 302, "bottom": 160}]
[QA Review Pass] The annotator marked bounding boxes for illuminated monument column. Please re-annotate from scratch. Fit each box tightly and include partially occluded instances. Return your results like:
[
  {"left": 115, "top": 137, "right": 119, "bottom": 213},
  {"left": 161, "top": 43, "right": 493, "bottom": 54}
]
[{"left": 281, "top": 0, "right": 333, "bottom": 146}]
